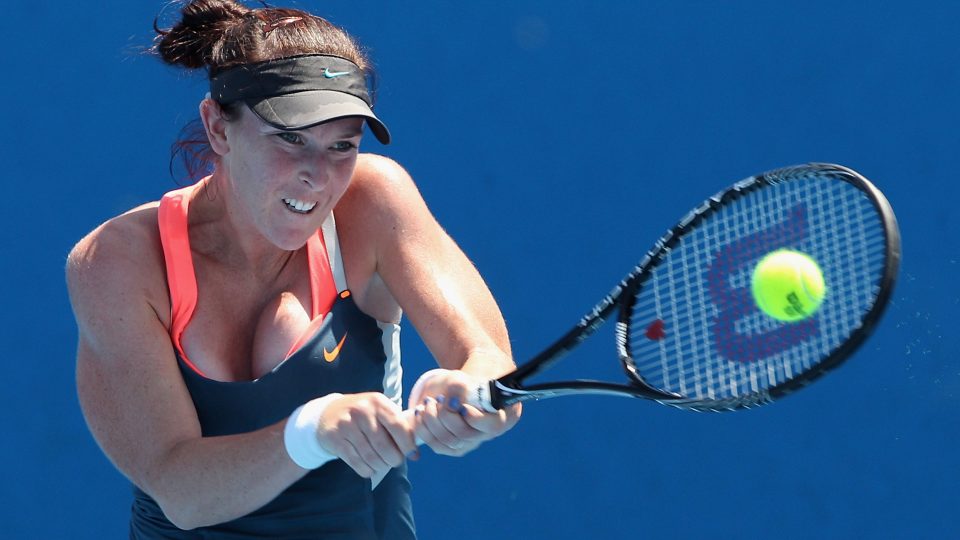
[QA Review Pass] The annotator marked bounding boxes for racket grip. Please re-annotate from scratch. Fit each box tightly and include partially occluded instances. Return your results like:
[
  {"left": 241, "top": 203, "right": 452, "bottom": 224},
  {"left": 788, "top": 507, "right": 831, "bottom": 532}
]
[
  {"left": 399, "top": 376, "right": 498, "bottom": 447},
  {"left": 471, "top": 379, "right": 498, "bottom": 412},
  {"left": 372, "top": 380, "right": 497, "bottom": 490},
  {"left": 407, "top": 369, "right": 498, "bottom": 412}
]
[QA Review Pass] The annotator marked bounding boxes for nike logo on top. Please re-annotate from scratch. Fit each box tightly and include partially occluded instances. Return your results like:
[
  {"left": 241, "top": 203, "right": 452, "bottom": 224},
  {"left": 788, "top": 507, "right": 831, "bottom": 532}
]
[
  {"left": 323, "top": 333, "right": 348, "bottom": 362},
  {"left": 323, "top": 68, "right": 351, "bottom": 78}
]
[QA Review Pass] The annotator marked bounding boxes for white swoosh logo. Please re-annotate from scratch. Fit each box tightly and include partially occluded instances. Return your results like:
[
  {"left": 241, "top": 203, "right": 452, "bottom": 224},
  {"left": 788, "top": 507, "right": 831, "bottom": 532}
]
[{"left": 323, "top": 68, "right": 351, "bottom": 79}]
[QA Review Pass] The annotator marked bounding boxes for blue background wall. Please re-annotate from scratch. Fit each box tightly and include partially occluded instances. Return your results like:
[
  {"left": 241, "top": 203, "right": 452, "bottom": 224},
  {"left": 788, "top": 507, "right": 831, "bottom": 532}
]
[{"left": 3, "top": 1, "right": 956, "bottom": 538}]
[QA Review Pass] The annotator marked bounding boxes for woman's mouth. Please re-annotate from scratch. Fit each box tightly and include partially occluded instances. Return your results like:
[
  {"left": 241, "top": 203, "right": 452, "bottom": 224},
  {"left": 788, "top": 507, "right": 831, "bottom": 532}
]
[{"left": 283, "top": 198, "right": 318, "bottom": 214}]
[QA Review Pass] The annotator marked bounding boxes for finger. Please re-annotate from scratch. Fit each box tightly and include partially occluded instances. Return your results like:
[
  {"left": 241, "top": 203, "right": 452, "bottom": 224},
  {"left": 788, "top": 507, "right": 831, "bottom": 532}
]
[
  {"left": 451, "top": 404, "right": 495, "bottom": 438},
  {"left": 363, "top": 404, "right": 408, "bottom": 468},
  {"left": 363, "top": 429, "right": 405, "bottom": 470},
  {"left": 416, "top": 396, "right": 462, "bottom": 452},
  {"left": 459, "top": 403, "right": 518, "bottom": 438},
  {"left": 333, "top": 437, "right": 376, "bottom": 478},
  {"left": 377, "top": 406, "right": 418, "bottom": 461},
  {"left": 431, "top": 397, "right": 485, "bottom": 455},
  {"left": 437, "top": 396, "right": 485, "bottom": 441},
  {"left": 344, "top": 417, "right": 393, "bottom": 475},
  {"left": 504, "top": 402, "right": 523, "bottom": 428},
  {"left": 412, "top": 404, "right": 429, "bottom": 449}
]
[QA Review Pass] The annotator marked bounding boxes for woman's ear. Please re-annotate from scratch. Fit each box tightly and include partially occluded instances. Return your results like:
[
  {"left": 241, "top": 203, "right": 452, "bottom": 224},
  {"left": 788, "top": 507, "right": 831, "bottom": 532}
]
[{"left": 199, "top": 98, "right": 231, "bottom": 156}]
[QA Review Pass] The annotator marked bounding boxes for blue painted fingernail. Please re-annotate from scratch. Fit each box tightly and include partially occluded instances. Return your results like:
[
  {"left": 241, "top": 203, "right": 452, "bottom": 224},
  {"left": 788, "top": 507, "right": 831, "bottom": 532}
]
[
  {"left": 448, "top": 397, "right": 461, "bottom": 410},
  {"left": 458, "top": 405, "right": 468, "bottom": 417},
  {"left": 436, "top": 395, "right": 445, "bottom": 405},
  {"left": 423, "top": 397, "right": 432, "bottom": 405}
]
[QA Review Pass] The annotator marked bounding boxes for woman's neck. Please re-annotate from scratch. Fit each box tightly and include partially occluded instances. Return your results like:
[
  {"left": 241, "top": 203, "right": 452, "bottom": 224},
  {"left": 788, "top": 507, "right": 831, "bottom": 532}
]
[{"left": 187, "top": 173, "right": 296, "bottom": 281}]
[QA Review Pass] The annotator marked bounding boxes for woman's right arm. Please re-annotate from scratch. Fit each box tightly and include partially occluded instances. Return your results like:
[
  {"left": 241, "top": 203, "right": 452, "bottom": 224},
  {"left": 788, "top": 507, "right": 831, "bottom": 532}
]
[{"left": 66, "top": 212, "right": 414, "bottom": 530}]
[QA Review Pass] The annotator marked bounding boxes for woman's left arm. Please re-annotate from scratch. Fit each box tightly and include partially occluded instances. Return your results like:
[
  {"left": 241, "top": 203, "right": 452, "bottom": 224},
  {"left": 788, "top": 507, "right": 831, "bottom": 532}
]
[{"left": 337, "top": 154, "right": 520, "bottom": 456}]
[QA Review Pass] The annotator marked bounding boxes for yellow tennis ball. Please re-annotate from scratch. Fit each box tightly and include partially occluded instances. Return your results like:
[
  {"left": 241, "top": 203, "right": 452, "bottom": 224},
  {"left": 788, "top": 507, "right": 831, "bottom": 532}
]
[{"left": 751, "top": 249, "right": 826, "bottom": 322}]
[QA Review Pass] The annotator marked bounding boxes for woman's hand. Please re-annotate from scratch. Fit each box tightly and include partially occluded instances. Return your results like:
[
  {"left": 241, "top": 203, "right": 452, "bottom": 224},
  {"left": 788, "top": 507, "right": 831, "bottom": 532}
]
[
  {"left": 339, "top": 157, "right": 521, "bottom": 457},
  {"left": 315, "top": 392, "right": 418, "bottom": 478},
  {"left": 408, "top": 369, "right": 521, "bottom": 456}
]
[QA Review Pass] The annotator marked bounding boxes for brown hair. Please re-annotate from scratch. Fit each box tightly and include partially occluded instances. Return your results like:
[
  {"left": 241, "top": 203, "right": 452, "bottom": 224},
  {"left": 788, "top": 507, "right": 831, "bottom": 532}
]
[{"left": 152, "top": 0, "right": 373, "bottom": 182}]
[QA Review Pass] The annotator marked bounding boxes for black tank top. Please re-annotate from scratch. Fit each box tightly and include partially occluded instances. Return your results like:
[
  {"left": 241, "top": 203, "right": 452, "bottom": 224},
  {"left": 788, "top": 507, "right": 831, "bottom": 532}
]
[{"left": 129, "top": 295, "right": 416, "bottom": 539}]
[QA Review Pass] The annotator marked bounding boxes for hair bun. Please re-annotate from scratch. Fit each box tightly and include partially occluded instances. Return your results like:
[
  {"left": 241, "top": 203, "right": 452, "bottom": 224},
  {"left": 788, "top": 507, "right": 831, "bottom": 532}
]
[{"left": 154, "top": 0, "right": 251, "bottom": 69}]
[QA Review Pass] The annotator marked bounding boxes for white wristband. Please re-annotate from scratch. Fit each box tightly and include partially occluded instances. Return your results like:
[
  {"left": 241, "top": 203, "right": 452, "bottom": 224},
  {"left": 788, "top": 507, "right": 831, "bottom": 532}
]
[{"left": 283, "top": 393, "right": 343, "bottom": 469}]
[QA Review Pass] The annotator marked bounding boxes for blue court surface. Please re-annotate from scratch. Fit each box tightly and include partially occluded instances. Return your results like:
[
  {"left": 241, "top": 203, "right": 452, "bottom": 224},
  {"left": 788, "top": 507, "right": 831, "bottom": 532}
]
[{"left": 2, "top": 1, "right": 957, "bottom": 538}]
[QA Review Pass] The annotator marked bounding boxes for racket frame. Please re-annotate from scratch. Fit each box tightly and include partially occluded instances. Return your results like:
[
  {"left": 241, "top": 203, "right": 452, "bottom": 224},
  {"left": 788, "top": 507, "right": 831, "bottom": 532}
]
[{"left": 483, "top": 163, "right": 900, "bottom": 412}]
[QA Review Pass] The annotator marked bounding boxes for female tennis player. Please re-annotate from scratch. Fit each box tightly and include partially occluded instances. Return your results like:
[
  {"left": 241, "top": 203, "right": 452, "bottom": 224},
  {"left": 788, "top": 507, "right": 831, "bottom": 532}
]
[{"left": 65, "top": 1, "right": 520, "bottom": 537}]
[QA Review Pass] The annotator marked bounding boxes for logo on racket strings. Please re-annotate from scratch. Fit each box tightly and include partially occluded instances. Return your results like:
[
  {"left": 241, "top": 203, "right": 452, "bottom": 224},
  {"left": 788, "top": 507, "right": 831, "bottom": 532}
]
[{"left": 706, "top": 203, "right": 819, "bottom": 362}]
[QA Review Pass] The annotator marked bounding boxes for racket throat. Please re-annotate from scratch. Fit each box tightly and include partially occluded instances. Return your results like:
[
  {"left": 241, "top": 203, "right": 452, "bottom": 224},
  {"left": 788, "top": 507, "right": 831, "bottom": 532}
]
[{"left": 494, "top": 379, "right": 680, "bottom": 405}]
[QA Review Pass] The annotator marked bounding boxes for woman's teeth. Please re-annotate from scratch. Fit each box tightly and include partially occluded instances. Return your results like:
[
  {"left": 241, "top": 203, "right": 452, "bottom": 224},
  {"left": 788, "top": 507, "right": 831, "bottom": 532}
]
[{"left": 283, "top": 198, "right": 317, "bottom": 213}]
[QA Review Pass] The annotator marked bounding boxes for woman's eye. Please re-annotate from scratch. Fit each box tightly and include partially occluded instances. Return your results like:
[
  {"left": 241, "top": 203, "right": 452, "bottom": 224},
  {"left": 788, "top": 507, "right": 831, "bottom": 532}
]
[
  {"left": 276, "top": 132, "right": 304, "bottom": 145},
  {"left": 331, "top": 141, "right": 357, "bottom": 152}
]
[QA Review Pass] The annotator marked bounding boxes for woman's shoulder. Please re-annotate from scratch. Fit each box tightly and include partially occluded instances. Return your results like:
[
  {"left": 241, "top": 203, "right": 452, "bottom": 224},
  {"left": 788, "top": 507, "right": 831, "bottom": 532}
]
[
  {"left": 352, "top": 153, "right": 413, "bottom": 190},
  {"left": 336, "top": 153, "right": 431, "bottom": 242},
  {"left": 69, "top": 202, "right": 162, "bottom": 266},
  {"left": 66, "top": 202, "right": 171, "bottom": 322},
  {"left": 342, "top": 153, "right": 422, "bottom": 215}
]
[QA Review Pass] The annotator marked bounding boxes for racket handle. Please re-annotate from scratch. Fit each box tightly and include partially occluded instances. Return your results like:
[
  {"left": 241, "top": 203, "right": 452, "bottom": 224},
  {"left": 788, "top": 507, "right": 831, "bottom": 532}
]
[
  {"left": 407, "top": 368, "right": 499, "bottom": 412},
  {"left": 399, "top": 374, "right": 498, "bottom": 447},
  {"left": 471, "top": 379, "right": 498, "bottom": 413},
  {"left": 372, "top": 380, "right": 497, "bottom": 490}
]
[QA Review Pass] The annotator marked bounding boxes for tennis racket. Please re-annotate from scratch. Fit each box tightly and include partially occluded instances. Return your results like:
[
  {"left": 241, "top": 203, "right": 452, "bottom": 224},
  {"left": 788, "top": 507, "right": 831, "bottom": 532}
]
[{"left": 447, "top": 162, "right": 900, "bottom": 413}]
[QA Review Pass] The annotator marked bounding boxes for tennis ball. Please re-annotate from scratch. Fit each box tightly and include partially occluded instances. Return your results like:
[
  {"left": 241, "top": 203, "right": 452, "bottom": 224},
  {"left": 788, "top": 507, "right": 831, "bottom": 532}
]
[{"left": 751, "top": 249, "right": 826, "bottom": 322}]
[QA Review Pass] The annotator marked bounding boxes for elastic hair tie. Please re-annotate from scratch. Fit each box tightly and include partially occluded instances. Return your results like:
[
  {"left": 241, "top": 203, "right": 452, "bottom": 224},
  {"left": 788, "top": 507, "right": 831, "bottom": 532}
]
[{"left": 263, "top": 16, "right": 303, "bottom": 35}]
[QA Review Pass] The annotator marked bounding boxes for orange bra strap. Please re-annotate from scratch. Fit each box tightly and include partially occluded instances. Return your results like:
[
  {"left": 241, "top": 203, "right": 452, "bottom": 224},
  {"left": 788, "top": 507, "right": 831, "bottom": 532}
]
[
  {"left": 157, "top": 184, "right": 206, "bottom": 376},
  {"left": 306, "top": 230, "right": 337, "bottom": 319}
]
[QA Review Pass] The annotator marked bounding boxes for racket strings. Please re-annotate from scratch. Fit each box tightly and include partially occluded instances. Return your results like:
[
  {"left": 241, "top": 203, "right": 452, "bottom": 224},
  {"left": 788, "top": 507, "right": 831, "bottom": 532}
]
[{"left": 625, "top": 174, "right": 888, "bottom": 405}]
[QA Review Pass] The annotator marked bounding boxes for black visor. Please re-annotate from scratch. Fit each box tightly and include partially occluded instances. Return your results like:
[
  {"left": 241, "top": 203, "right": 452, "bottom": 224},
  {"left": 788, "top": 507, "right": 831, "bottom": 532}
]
[{"left": 210, "top": 54, "right": 391, "bottom": 144}]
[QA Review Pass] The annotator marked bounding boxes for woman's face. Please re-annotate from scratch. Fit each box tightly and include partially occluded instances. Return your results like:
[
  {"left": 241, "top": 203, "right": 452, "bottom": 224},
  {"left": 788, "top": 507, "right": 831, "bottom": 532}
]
[{"left": 217, "top": 106, "right": 364, "bottom": 250}]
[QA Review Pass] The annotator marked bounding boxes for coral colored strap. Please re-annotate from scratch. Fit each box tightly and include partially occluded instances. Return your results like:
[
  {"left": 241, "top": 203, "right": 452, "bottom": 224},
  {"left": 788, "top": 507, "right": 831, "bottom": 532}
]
[
  {"left": 306, "top": 229, "right": 337, "bottom": 320},
  {"left": 157, "top": 184, "right": 206, "bottom": 377},
  {"left": 283, "top": 230, "right": 338, "bottom": 359}
]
